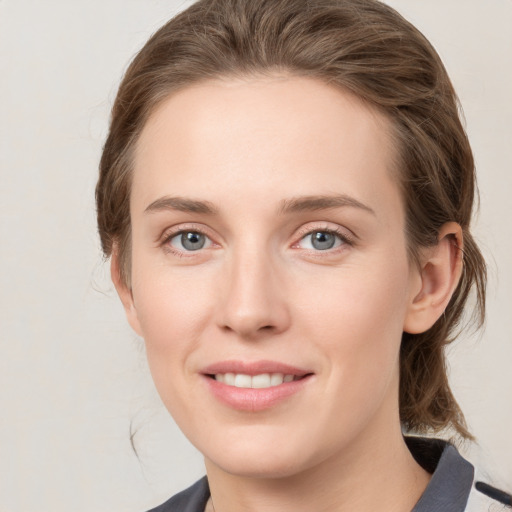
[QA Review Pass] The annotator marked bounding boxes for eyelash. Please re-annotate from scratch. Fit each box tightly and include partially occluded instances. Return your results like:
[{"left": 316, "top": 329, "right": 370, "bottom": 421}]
[{"left": 160, "top": 224, "right": 354, "bottom": 257}]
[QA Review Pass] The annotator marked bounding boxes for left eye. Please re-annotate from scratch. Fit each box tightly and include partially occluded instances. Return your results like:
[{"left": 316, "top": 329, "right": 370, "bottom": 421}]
[
  {"left": 169, "top": 231, "right": 212, "bottom": 251},
  {"left": 298, "top": 230, "right": 344, "bottom": 251}
]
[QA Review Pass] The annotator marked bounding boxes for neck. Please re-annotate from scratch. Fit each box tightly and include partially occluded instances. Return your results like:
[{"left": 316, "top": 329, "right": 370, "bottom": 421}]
[{"left": 205, "top": 424, "right": 430, "bottom": 512}]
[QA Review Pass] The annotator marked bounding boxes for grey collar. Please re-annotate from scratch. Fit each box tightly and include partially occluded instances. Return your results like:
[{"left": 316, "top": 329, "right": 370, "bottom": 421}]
[{"left": 407, "top": 437, "right": 474, "bottom": 512}]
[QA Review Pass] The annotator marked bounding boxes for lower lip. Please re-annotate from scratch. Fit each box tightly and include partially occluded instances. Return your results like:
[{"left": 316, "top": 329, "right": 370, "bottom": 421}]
[{"left": 203, "top": 375, "right": 312, "bottom": 412}]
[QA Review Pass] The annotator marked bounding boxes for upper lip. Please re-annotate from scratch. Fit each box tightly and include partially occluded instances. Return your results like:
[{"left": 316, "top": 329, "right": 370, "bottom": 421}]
[{"left": 201, "top": 360, "right": 311, "bottom": 377}]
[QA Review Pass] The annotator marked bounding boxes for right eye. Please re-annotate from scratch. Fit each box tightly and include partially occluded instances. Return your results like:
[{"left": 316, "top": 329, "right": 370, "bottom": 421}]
[{"left": 168, "top": 231, "right": 213, "bottom": 252}]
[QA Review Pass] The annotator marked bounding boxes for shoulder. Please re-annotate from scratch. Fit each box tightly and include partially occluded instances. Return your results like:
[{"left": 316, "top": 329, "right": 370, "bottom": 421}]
[{"left": 145, "top": 477, "right": 210, "bottom": 512}]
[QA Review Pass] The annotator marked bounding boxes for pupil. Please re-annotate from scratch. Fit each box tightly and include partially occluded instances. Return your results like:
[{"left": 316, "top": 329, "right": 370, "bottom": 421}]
[
  {"left": 182, "top": 232, "right": 205, "bottom": 250},
  {"left": 312, "top": 231, "right": 335, "bottom": 250}
]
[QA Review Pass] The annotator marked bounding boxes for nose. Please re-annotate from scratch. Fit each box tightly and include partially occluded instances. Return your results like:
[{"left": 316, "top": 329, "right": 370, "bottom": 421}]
[{"left": 216, "top": 246, "right": 291, "bottom": 340}]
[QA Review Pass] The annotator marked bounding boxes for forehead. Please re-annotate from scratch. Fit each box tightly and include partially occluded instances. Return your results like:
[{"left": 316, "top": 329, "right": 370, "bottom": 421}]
[{"left": 132, "top": 76, "right": 400, "bottom": 220}]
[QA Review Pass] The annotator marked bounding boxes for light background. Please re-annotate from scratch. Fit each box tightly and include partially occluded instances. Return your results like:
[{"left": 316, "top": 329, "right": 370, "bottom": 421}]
[{"left": 0, "top": 1, "right": 510, "bottom": 511}]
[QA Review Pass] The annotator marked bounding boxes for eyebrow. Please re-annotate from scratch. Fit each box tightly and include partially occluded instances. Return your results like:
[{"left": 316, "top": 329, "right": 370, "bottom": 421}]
[
  {"left": 278, "top": 194, "right": 375, "bottom": 216},
  {"left": 144, "top": 196, "right": 218, "bottom": 215},
  {"left": 144, "top": 194, "right": 375, "bottom": 216}
]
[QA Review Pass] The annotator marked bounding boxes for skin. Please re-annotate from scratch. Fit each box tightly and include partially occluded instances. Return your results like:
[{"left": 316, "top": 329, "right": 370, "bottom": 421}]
[{"left": 113, "top": 76, "right": 463, "bottom": 512}]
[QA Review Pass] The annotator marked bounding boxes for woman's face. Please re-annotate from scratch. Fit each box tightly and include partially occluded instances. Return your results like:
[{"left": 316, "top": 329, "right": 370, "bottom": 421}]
[{"left": 123, "top": 76, "right": 423, "bottom": 478}]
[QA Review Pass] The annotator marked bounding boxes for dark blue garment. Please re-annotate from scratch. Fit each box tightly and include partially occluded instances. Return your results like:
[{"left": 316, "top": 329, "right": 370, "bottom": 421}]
[{"left": 147, "top": 477, "right": 210, "bottom": 512}]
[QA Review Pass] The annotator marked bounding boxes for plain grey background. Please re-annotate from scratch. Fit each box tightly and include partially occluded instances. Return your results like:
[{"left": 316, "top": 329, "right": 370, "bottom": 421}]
[{"left": 0, "top": 1, "right": 511, "bottom": 511}]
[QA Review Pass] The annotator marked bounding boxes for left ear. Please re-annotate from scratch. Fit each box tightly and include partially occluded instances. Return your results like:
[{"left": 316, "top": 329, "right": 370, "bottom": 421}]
[{"left": 404, "top": 222, "right": 463, "bottom": 334}]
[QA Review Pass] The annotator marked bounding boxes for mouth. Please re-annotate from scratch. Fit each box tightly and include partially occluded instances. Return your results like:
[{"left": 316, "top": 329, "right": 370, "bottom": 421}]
[{"left": 200, "top": 361, "right": 313, "bottom": 411}]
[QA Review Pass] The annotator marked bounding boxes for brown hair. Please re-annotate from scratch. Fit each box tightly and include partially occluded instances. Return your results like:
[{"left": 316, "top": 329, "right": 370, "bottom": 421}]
[{"left": 96, "top": 0, "right": 486, "bottom": 439}]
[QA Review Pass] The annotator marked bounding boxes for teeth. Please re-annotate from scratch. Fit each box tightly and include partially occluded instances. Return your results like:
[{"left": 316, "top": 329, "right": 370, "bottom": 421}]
[
  {"left": 270, "top": 373, "right": 284, "bottom": 386},
  {"left": 252, "top": 373, "right": 271, "bottom": 388},
  {"left": 234, "top": 374, "right": 252, "bottom": 388},
  {"left": 214, "top": 373, "right": 296, "bottom": 389},
  {"left": 224, "top": 373, "right": 235, "bottom": 386}
]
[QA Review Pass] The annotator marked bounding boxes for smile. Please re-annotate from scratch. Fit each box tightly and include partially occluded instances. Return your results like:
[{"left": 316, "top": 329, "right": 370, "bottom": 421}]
[
  {"left": 201, "top": 361, "right": 313, "bottom": 411},
  {"left": 213, "top": 373, "right": 297, "bottom": 388}
]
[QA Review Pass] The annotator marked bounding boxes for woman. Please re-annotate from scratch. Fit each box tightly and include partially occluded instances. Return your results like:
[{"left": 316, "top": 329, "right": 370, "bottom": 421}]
[{"left": 96, "top": 0, "right": 510, "bottom": 510}]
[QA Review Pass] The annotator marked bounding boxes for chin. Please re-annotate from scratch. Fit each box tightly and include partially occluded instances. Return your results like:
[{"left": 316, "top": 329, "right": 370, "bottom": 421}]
[
  {"left": 199, "top": 427, "right": 322, "bottom": 479},
  {"left": 209, "top": 451, "right": 309, "bottom": 479}
]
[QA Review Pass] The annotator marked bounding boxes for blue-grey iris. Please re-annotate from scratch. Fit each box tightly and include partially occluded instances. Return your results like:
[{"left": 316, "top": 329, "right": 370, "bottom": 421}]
[
  {"left": 311, "top": 231, "right": 336, "bottom": 250},
  {"left": 182, "top": 232, "right": 206, "bottom": 251}
]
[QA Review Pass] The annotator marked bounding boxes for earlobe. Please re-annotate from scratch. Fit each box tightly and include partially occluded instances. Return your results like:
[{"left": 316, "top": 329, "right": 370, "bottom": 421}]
[
  {"left": 110, "top": 247, "right": 143, "bottom": 337},
  {"left": 403, "top": 222, "right": 463, "bottom": 334}
]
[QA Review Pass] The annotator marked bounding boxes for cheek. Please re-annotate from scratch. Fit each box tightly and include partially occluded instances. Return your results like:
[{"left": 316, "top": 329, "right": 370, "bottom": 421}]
[
  {"left": 130, "top": 270, "right": 217, "bottom": 430},
  {"left": 288, "top": 260, "right": 410, "bottom": 450},
  {"left": 299, "top": 253, "right": 410, "bottom": 344},
  {"left": 130, "top": 261, "right": 216, "bottom": 376},
  {"left": 296, "top": 252, "right": 411, "bottom": 395}
]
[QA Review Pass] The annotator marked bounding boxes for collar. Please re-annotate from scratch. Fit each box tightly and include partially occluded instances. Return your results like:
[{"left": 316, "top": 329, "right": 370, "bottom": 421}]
[{"left": 407, "top": 436, "right": 474, "bottom": 512}]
